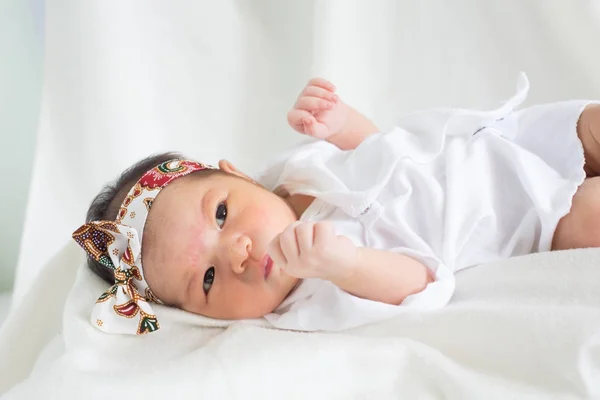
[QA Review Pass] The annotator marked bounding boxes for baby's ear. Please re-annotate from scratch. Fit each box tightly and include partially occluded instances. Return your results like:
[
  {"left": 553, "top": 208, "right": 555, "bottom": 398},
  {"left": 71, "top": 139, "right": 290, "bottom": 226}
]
[{"left": 218, "top": 159, "right": 253, "bottom": 181}]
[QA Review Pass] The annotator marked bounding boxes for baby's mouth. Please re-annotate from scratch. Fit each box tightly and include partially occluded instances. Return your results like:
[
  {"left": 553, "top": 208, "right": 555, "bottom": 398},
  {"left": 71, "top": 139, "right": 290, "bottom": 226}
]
[{"left": 262, "top": 255, "right": 273, "bottom": 279}]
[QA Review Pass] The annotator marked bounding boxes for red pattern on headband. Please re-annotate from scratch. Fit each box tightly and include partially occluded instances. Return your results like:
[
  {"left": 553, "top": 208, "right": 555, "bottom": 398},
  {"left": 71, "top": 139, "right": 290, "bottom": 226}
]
[{"left": 138, "top": 160, "right": 209, "bottom": 190}]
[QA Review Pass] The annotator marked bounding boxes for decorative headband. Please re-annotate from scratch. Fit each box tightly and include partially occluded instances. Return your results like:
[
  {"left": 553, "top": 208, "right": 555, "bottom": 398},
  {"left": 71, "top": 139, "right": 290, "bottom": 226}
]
[{"left": 72, "top": 159, "right": 215, "bottom": 335}]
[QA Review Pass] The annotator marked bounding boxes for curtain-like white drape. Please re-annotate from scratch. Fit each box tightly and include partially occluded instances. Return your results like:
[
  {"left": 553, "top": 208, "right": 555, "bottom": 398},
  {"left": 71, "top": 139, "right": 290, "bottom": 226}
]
[
  {"left": 13, "top": 0, "right": 600, "bottom": 304},
  {"left": 0, "top": 0, "right": 42, "bottom": 294}
]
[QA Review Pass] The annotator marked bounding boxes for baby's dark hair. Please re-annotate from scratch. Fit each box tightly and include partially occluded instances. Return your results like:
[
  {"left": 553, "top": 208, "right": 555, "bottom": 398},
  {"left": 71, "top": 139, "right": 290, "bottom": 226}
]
[{"left": 85, "top": 152, "right": 222, "bottom": 284}]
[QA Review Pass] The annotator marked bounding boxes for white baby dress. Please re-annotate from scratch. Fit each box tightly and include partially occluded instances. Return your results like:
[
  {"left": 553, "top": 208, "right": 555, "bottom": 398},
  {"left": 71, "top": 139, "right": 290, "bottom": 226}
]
[{"left": 258, "top": 74, "right": 597, "bottom": 332}]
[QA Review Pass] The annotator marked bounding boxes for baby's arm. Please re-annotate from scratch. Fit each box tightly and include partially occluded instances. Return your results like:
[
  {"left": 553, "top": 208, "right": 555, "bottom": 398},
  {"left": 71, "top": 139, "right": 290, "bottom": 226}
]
[
  {"left": 288, "top": 78, "right": 379, "bottom": 151},
  {"left": 268, "top": 221, "right": 432, "bottom": 306},
  {"left": 327, "top": 105, "right": 380, "bottom": 151},
  {"left": 330, "top": 247, "right": 433, "bottom": 305}
]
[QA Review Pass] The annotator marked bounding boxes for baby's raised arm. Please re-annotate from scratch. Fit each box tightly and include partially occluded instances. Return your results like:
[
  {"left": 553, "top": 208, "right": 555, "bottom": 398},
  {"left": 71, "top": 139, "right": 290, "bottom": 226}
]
[{"left": 287, "top": 78, "right": 380, "bottom": 151}]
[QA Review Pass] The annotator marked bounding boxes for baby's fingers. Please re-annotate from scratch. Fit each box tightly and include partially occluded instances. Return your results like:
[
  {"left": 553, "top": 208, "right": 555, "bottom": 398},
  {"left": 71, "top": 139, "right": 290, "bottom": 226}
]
[
  {"left": 295, "top": 96, "right": 334, "bottom": 113},
  {"left": 294, "top": 222, "right": 315, "bottom": 255},
  {"left": 287, "top": 109, "right": 314, "bottom": 132},
  {"left": 267, "top": 235, "right": 287, "bottom": 267},
  {"left": 313, "top": 221, "right": 336, "bottom": 249},
  {"left": 303, "top": 119, "right": 329, "bottom": 140},
  {"left": 280, "top": 224, "right": 300, "bottom": 260},
  {"left": 307, "top": 78, "right": 336, "bottom": 92},
  {"left": 302, "top": 86, "right": 338, "bottom": 102}
]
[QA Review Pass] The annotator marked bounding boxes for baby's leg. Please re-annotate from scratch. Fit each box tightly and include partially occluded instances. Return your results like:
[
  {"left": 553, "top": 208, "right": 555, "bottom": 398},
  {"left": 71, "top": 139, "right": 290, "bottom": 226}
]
[
  {"left": 577, "top": 104, "right": 600, "bottom": 176},
  {"left": 552, "top": 177, "right": 600, "bottom": 250}
]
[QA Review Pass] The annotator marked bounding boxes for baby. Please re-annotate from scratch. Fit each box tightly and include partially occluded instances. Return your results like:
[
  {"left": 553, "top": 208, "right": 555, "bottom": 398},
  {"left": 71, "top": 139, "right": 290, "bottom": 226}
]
[{"left": 73, "top": 76, "right": 600, "bottom": 335}]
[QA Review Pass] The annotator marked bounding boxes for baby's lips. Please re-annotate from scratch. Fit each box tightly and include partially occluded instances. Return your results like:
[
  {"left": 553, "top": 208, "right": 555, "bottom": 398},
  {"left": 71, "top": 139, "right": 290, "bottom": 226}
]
[{"left": 261, "top": 254, "right": 274, "bottom": 279}]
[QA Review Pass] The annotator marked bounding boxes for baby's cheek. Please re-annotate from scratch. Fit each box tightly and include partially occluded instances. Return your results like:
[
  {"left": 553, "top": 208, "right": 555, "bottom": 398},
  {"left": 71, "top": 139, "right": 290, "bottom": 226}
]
[{"left": 251, "top": 206, "right": 271, "bottom": 225}]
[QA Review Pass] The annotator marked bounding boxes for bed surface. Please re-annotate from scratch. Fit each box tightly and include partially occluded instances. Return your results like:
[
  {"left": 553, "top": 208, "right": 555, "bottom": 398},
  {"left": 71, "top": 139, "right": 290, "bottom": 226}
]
[{"left": 1, "top": 242, "right": 599, "bottom": 399}]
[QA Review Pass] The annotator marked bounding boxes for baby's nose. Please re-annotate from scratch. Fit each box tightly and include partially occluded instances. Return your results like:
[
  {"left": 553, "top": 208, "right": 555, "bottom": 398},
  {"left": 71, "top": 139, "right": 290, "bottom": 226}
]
[{"left": 230, "top": 235, "right": 252, "bottom": 274}]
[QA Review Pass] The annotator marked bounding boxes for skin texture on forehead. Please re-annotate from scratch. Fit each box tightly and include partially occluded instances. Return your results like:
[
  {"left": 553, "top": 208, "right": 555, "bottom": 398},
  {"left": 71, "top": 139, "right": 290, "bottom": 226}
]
[
  {"left": 141, "top": 168, "right": 229, "bottom": 282},
  {"left": 182, "top": 207, "right": 206, "bottom": 272}
]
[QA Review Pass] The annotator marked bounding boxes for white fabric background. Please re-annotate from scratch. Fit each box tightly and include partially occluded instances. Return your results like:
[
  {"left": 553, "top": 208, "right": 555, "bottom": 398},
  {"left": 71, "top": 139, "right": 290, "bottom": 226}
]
[{"left": 13, "top": 0, "right": 600, "bottom": 304}]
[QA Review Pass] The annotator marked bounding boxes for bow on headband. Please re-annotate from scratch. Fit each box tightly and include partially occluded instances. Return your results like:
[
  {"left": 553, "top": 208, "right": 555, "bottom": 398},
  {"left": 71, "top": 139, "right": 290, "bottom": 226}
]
[{"left": 72, "top": 159, "right": 215, "bottom": 335}]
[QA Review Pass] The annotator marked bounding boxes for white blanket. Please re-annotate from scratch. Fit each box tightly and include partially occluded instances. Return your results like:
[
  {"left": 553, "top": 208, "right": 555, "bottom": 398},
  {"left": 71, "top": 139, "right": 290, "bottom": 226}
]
[{"left": 1, "top": 243, "right": 599, "bottom": 399}]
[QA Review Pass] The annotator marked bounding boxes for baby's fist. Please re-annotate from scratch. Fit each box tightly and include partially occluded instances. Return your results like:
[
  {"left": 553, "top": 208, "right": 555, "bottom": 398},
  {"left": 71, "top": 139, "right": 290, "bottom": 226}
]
[
  {"left": 268, "top": 221, "right": 357, "bottom": 281},
  {"left": 287, "top": 78, "right": 349, "bottom": 140}
]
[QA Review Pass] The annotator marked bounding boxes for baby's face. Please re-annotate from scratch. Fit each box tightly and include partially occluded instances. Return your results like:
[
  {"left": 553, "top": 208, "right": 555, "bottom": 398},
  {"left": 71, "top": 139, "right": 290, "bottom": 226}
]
[{"left": 142, "top": 162, "right": 300, "bottom": 320}]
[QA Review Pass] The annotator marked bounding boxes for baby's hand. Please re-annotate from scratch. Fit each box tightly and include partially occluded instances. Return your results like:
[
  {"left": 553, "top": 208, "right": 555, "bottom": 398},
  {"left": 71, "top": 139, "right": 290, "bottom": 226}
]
[
  {"left": 287, "top": 78, "right": 349, "bottom": 140},
  {"left": 268, "top": 221, "right": 357, "bottom": 281}
]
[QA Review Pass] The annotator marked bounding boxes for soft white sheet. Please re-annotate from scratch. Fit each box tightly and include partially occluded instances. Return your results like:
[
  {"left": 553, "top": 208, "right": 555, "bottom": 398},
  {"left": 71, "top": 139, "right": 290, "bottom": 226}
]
[{"left": 1, "top": 243, "right": 599, "bottom": 399}]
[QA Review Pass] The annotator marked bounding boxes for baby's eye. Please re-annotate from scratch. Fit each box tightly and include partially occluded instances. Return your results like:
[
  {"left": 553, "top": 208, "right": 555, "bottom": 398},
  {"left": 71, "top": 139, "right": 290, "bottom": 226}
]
[
  {"left": 215, "top": 202, "right": 227, "bottom": 228},
  {"left": 203, "top": 267, "right": 215, "bottom": 294}
]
